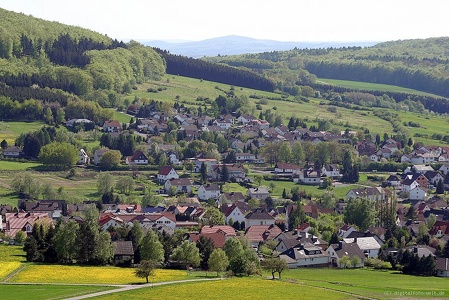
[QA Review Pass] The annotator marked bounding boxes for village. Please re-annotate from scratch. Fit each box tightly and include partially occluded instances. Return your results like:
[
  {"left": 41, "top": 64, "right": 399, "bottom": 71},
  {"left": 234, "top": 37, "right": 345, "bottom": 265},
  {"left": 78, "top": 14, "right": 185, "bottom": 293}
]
[{"left": 1, "top": 100, "right": 449, "bottom": 278}]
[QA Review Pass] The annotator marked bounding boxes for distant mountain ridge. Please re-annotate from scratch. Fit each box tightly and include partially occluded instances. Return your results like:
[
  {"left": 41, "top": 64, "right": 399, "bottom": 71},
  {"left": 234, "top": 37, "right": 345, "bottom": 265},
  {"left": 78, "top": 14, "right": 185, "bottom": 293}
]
[{"left": 141, "top": 35, "right": 379, "bottom": 58}]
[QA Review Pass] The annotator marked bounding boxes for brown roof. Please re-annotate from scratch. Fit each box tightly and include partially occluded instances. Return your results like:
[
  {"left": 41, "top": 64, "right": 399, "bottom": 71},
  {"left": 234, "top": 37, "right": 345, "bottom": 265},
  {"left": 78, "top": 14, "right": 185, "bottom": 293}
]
[
  {"left": 244, "top": 224, "right": 282, "bottom": 244},
  {"left": 331, "top": 242, "right": 365, "bottom": 259},
  {"left": 200, "top": 225, "right": 236, "bottom": 236},
  {"left": 159, "top": 166, "right": 175, "bottom": 176},
  {"left": 436, "top": 257, "right": 449, "bottom": 271},
  {"left": 4, "top": 212, "right": 52, "bottom": 237},
  {"left": 189, "top": 231, "right": 227, "bottom": 248},
  {"left": 113, "top": 241, "right": 134, "bottom": 256},
  {"left": 167, "top": 178, "right": 191, "bottom": 186}
]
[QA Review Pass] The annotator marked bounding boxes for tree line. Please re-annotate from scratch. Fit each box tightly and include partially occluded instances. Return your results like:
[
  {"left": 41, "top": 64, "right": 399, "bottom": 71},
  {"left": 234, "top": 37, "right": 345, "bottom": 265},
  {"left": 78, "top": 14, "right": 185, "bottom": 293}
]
[{"left": 154, "top": 48, "right": 275, "bottom": 92}]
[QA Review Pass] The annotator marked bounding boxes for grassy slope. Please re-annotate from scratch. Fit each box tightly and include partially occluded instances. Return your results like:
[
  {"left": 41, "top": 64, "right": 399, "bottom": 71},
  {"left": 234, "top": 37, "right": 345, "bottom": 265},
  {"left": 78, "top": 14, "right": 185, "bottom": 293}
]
[
  {"left": 318, "top": 78, "right": 442, "bottom": 97},
  {"left": 0, "top": 121, "right": 45, "bottom": 145}
]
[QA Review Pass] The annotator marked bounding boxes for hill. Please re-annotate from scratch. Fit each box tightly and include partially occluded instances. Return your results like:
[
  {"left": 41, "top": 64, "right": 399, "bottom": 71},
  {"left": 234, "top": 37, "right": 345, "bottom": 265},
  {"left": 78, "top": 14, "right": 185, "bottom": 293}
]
[
  {"left": 141, "top": 35, "right": 378, "bottom": 58},
  {"left": 0, "top": 7, "right": 166, "bottom": 123}
]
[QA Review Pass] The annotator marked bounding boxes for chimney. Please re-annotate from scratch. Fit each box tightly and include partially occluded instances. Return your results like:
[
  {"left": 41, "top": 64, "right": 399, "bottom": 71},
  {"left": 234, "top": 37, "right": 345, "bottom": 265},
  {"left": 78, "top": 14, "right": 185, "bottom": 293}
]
[{"left": 413, "top": 245, "right": 418, "bottom": 254}]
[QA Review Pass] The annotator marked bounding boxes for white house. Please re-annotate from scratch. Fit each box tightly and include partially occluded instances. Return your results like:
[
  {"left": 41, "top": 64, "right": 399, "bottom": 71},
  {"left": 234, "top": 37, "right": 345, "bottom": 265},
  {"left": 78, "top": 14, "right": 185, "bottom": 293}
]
[
  {"left": 126, "top": 150, "right": 149, "bottom": 165},
  {"left": 212, "top": 119, "right": 232, "bottom": 130},
  {"left": 439, "top": 164, "right": 449, "bottom": 176},
  {"left": 409, "top": 186, "right": 428, "bottom": 201},
  {"left": 245, "top": 210, "right": 275, "bottom": 230},
  {"left": 326, "top": 242, "right": 365, "bottom": 268},
  {"left": 280, "top": 243, "right": 330, "bottom": 268},
  {"left": 77, "top": 148, "right": 90, "bottom": 165},
  {"left": 157, "top": 166, "right": 179, "bottom": 183},
  {"left": 194, "top": 158, "right": 218, "bottom": 173},
  {"left": 342, "top": 237, "right": 382, "bottom": 258},
  {"left": 103, "top": 120, "right": 121, "bottom": 132},
  {"left": 221, "top": 203, "right": 248, "bottom": 224},
  {"left": 321, "top": 164, "right": 341, "bottom": 178},
  {"left": 247, "top": 187, "right": 269, "bottom": 200},
  {"left": 164, "top": 178, "right": 192, "bottom": 194},
  {"left": 197, "top": 184, "right": 221, "bottom": 201},
  {"left": 168, "top": 152, "right": 182, "bottom": 166},
  {"left": 275, "top": 163, "right": 301, "bottom": 174},
  {"left": 93, "top": 148, "right": 110, "bottom": 165},
  {"left": 345, "top": 187, "right": 385, "bottom": 201},
  {"left": 237, "top": 114, "right": 257, "bottom": 124}
]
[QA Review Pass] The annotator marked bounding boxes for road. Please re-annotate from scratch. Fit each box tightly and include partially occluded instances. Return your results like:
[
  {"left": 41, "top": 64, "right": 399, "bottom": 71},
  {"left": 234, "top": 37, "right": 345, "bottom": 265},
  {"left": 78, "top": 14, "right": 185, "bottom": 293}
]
[{"left": 63, "top": 277, "right": 225, "bottom": 300}]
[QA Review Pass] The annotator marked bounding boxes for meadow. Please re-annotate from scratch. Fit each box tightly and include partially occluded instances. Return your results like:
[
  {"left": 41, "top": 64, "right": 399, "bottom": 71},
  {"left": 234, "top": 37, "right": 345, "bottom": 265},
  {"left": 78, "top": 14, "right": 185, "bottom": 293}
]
[
  {"left": 10, "top": 264, "right": 189, "bottom": 285},
  {"left": 0, "top": 284, "right": 115, "bottom": 300},
  {"left": 0, "top": 121, "right": 45, "bottom": 145}
]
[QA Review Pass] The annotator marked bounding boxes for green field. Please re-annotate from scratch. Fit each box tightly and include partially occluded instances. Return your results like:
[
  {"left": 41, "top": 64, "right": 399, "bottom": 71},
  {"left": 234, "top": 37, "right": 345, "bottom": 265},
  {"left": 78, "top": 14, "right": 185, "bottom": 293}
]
[
  {"left": 0, "top": 161, "right": 42, "bottom": 171},
  {"left": 318, "top": 78, "right": 441, "bottom": 97},
  {"left": 0, "top": 284, "right": 115, "bottom": 300},
  {"left": 0, "top": 121, "right": 45, "bottom": 145}
]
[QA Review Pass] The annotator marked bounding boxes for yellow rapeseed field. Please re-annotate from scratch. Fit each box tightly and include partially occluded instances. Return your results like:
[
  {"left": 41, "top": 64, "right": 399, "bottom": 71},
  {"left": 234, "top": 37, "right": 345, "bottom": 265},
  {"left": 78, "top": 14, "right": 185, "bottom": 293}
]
[
  {"left": 0, "top": 262, "right": 22, "bottom": 280},
  {"left": 10, "top": 264, "right": 188, "bottom": 284}
]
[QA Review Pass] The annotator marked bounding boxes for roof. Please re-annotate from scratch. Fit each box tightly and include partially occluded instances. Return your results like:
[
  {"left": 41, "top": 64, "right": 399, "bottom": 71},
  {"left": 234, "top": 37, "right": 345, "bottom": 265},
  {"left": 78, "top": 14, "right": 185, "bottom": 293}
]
[
  {"left": 3, "top": 146, "right": 22, "bottom": 153},
  {"left": 343, "top": 237, "right": 381, "bottom": 251},
  {"left": 404, "top": 245, "right": 436, "bottom": 257},
  {"left": 4, "top": 212, "right": 52, "bottom": 237},
  {"left": 221, "top": 192, "right": 245, "bottom": 202},
  {"left": 159, "top": 166, "right": 176, "bottom": 176},
  {"left": 436, "top": 257, "right": 449, "bottom": 271},
  {"left": 221, "top": 203, "right": 250, "bottom": 217},
  {"left": 247, "top": 187, "right": 269, "bottom": 195},
  {"left": 330, "top": 242, "right": 365, "bottom": 259},
  {"left": 166, "top": 178, "right": 191, "bottom": 186},
  {"left": 129, "top": 150, "right": 148, "bottom": 162},
  {"left": 200, "top": 184, "right": 220, "bottom": 191},
  {"left": 113, "top": 241, "right": 134, "bottom": 256},
  {"left": 275, "top": 163, "right": 302, "bottom": 170},
  {"left": 244, "top": 224, "right": 282, "bottom": 243},
  {"left": 200, "top": 225, "right": 236, "bottom": 236},
  {"left": 104, "top": 120, "right": 121, "bottom": 128},
  {"left": 246, "top": 210, "right": 274, "bottom": 220},
  {"left": 188, "top": 231, "right": 227, "bottom": 248},
  {"left": 347, "top": 187, "right": 384, "bottom": 197}
]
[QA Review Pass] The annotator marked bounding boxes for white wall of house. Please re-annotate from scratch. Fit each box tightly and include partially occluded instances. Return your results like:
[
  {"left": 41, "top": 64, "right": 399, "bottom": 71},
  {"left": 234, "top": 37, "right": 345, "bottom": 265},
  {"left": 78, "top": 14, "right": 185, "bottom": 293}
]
[{"left": 225, "top": 207, "right": 246, "bottom": 224}]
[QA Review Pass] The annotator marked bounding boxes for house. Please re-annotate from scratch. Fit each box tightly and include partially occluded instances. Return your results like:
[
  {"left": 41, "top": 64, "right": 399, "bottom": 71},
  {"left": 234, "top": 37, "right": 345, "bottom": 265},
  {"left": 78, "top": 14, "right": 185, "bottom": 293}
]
[
  {"left": 384, "top": 175, "right": 401, "bottom": 187},
  {"left": 274, "top": 230, "right": 327, "bottom": 253},
  {"left": 126, "top": 150, "right": 149, "bottom": 165},
  {"left": 338, "top": 225, "right": 357, "bottom": 238},
  {"left": 168, "top": 152, "right": 182, "bottom": 166},
  {"left": 193, "top": 158, "right": 218, "bottom": 173},
  {"left": 112, "top": 241, "right": 134, "bottom": 265},
  {"left": 221, "top": 202, "right": 249, "bottom": 225},
  {"left": 93, "top": 148, "right": 110, "bottom": 165},
  {"left": 245, "top": 210, "right": 275, "bottom": 230},
  {"left": 244, "top": 224, "right": 282, "bottom": 247},
  {"left": 342, "top": 237, "right": 382, "bottom": 258},
  {"left": 157, "top": 166, "right": 179, "bottom": 183},
  {"left": 280, "top": 242, "right": 330, "bottom": 268},
  {"left": 99, "top": 213, "right": 125, "bottom": 230},
  {"left": 321, "top": 164, "right": 341, "bottom": 178},
  {"left": 200, "top": 225, "right": 237, "bottom": 238},
  {"left": 23, "top": 200, "right": 66, "bottom": 219},
  {"left": 403, "top": 244, "right": 436, "bottom": 258},
  {"left": 424, "top": 171, "right": 444, "bottom": 186},
  {"left": 164, "top": 178, "right": 192, "bottom": 194},
  {"left": 302, "top": 169, "right": 321, "bottom": 185},
  {"left": 77, "top": 148, "right": 89, "bottom": 165},
  {"left": 247, "top": 187, "right": 269, "bottom": 200},
  {"left": 237, "top": 114, "right": 257, "bottom": 124},
  {"left": 235, "top": 153, "right": 256, "bottom": 163},
  {"left": 145, "top": 212, "right": 177, "bottom": 230},
  {"left": 409, "top": 186, "right": 428, "bottom": 201},
  {"left": 198, "top": 184, "right": 221, "bottom": 201},
  {"left": 275, "top": 163, "right": 302, "bottom": 174},
  {"left": 436, "top": 258, "right": 449, "bottom": 277},
  {"left": 326, "top": 242, "right": 365, "bottom": 268},
  {"left": 65, "top": 118, "right": 94, "bottom": 128},
  {"left": 439, "top": 164, "right": 449, "bottom": 176},
  {"left": 3, "top": 212, "right": 52, "bottom": 238},
  {"left": 429, "top": 220, "right": 449, "bottom": 237},
  {"left": 412, "top": 164, "right": 435, "bottom": 174},
  {"left": 2, "top": 146, "right": 22, "bottom": 158},
  {"left": 188, "top": 231, "right": 227, "bottom": 248},
  {"left": 219, "top": 192, "right": 246, "bottom": 204},
  {"left": 345, "top": 187, "right": 385, "bottom": 201},
  {"left": 212, "top": 119, "right": 232, "bottom": 130},
  {"left": 103, "top": 120, "right": 121, "bottom": 132},
  {"left": 211, "top": 164, "right": 246, "bottom": 182}
]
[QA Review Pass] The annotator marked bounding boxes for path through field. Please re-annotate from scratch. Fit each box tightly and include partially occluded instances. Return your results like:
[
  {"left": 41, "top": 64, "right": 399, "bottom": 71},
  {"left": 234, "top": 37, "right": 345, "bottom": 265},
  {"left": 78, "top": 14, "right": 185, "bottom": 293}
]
[{"left": 63, "top": 277, "right": 225, "bottom": 300}]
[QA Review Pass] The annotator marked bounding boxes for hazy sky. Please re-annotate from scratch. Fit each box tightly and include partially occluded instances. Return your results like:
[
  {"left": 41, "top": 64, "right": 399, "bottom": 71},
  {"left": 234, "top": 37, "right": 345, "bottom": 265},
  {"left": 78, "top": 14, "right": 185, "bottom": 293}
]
[{"left": 1, "top": 0, "right": 448, "bottom": 42}]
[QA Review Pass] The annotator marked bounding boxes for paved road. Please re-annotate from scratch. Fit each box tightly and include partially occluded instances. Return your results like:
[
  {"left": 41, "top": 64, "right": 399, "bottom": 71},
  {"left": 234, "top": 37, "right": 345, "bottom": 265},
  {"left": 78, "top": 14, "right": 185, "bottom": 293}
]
[{"left": 64, "top": 277, "right": 224, "bottom": 300}]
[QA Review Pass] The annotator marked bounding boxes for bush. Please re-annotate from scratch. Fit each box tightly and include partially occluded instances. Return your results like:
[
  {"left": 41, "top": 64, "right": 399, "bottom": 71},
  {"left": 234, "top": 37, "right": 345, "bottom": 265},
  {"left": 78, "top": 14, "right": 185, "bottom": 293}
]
[{"left": 365, "top": 258, "right": 392, "bottom": 269}]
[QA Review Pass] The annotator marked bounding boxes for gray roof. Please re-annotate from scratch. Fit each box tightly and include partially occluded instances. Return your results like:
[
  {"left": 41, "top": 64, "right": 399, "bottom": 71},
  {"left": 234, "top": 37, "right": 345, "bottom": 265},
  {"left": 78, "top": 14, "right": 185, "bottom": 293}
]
[{"left": 113, "top": 241, "right": 134, "bottom": 256}]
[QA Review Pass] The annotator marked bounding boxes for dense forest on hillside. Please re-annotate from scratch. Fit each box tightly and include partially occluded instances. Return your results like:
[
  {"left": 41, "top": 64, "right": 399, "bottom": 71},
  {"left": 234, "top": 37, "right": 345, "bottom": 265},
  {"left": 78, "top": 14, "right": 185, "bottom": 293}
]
[
  {"left": 154, "top": 48, "right": 275, "bottom": 92},
  {"left": 205, "top": 38, "right": 449, "bottom": 113},
  {"left": 0, "top": 8, "right": 166, "bottom": 122}
]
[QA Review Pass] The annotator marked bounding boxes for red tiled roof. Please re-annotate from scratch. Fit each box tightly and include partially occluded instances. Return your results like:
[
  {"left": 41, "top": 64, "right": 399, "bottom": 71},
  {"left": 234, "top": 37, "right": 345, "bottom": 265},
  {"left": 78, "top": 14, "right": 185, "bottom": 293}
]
[
  {"left": 244, "top": 224, "right": 282, "bottom": 243},
  {"left": 189, "top": 231, "right": 227, "bottom": 248},
  {"left": 159, "top": 166, "right": 175, "bottom": 176},
  {"left": 4, "top": 212, "right": 52, "bottom": 237},
  {"left": 200, "top": 225, "right": 236, "bottom": 236}
]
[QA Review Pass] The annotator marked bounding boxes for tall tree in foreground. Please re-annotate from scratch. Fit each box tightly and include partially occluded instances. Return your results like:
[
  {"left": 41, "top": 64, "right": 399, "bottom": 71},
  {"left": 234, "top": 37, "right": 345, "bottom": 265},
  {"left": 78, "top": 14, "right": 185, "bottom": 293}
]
[
  {"left": 261, "top": 257, "right": 289, "bottom": 279},
  {"left": 170, "top": 240, "right": 200, "bottom": 270}
]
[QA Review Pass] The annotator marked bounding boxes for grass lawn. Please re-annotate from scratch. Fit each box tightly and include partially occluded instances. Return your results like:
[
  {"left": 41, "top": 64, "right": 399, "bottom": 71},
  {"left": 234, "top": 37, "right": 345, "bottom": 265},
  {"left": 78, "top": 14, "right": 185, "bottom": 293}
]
[
  {"left": 113, "top": 110, "right": 133, "bottom": 123},
  {"left": 0, "top": 284, "right": 115, "bottom": 300},
  {"left": 285, "top": 268, "right": 449, "bottom": 299},
  {"left": 0, "top": 161, "right": 42, "bottom": 171},
  {"left": 0, "top": 121, "right": 45, "bottom": 145},
  {"left": 0, "top": 245, "right": 26, "bottom": 281},
  {"left": 91, "top": 277, "right": 354, "bottom": 300},
  {"left": 10, "top": 264, "right": 189, "bottom": 285}
]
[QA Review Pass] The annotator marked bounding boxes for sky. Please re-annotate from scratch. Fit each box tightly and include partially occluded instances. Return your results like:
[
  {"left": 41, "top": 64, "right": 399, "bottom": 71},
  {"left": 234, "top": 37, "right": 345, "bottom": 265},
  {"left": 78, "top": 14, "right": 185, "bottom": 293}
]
[{"left": 1, "top": 0, "right": 449, "bottom": 42}]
